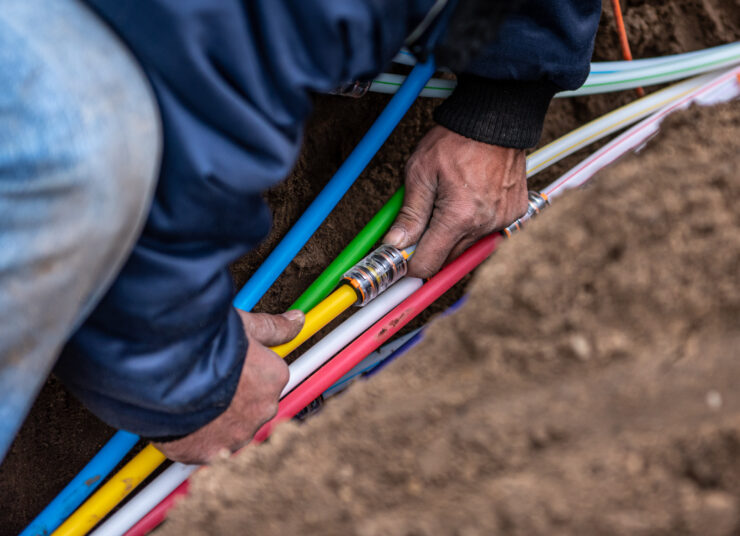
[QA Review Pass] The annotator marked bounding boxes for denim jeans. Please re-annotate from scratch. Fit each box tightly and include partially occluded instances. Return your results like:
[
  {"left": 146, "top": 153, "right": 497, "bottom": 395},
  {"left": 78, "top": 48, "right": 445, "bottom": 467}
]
[{"left": 0, "top": 0, "right": 161, "bottom": 460}]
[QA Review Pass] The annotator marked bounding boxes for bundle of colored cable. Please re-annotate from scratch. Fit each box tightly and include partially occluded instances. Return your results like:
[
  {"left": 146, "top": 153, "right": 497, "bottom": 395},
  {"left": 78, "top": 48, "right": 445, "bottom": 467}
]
[
  {"left": 32, "top": 53, "right": 736, "bottom": 536},
  {"left": 115, "top": 65, "right": 740, "bottom": 536},
  {"left": 81, "top": 67, "right": 732, "bottom": 536}
]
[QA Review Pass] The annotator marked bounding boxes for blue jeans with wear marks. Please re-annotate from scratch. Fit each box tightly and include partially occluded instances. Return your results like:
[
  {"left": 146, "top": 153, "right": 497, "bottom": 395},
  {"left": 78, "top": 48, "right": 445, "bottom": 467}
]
[{"left": 0, "top": 0, "right": 161, "bottom": 461}]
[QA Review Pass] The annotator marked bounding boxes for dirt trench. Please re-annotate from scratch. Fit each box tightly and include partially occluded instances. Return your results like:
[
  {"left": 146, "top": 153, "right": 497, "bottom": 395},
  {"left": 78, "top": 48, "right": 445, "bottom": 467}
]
[{"left": 1, "top": 0, "right": 739, "bottom": 533}]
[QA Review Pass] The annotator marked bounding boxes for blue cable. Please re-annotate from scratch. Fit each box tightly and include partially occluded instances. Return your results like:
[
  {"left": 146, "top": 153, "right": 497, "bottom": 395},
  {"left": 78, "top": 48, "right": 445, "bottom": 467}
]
[
  {"left": 363, "top": 331, "right": 425, "bottom": 378},
  {"left": 22, "top": 56, "right": 437, "bottom": 535},
  {"left": 20, "top": 430, "right": 139, "bottom": 536},
  {"left": 233, "top": 56, "right": 437, "bottom": 311}
]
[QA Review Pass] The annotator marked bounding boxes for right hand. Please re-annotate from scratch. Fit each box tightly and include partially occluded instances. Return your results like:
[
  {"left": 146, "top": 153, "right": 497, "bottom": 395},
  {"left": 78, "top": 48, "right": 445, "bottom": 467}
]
[
  {"left": 384, "top": 126, "right": 529, "bottom": 279},
  {"left": 154, "top": 309, "right": 304, "bottom": 464}
]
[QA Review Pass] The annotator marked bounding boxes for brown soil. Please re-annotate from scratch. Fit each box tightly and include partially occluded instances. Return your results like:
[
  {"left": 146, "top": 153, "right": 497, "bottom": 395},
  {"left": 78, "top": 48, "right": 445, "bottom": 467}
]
[
  {"left": 2, "top": 0, "right": 739, "bottom": 533},
  {"left": 164, "top": 100, "right": 740, "bottom": 536}
]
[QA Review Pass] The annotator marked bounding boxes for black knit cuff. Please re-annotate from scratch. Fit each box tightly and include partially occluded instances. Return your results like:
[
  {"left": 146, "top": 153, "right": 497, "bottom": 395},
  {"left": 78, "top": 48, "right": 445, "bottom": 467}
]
[{"left": 434, "top": 75, "right": 558, "bottom": 149}]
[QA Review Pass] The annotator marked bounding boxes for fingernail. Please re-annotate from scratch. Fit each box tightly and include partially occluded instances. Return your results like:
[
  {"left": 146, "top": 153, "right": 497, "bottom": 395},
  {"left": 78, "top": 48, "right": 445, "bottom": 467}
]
[
  {"left": 384, "top": 226, "right": 406, "bottom": 247},
  {"left": 283, "top": 310, "right": 304, "bottom": 322}
]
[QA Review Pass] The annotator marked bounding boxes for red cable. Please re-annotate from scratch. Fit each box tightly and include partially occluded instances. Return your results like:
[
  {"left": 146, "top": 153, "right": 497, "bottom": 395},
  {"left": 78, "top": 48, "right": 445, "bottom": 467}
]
[
  {"left": 610, "top": 0, "right": 644, "bottom": 97},
  {"left": 124, "top": 232, "right": 504, "bottom": 535}
]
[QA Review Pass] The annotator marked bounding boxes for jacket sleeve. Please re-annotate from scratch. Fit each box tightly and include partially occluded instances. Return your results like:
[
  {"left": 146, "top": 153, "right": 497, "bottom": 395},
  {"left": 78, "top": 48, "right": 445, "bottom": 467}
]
[
  {"left": 56, "top": 0, "right": 435, "bottom": 438},
  {"left": 435, "top": 0, "right": 601, "bottom": 149}
]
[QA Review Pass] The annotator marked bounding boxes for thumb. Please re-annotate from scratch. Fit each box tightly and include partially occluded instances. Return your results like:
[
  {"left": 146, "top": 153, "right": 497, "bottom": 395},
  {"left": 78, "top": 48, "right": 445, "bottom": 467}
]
[{"left": 240, "top": 310, "right": 305, "bottom": 347}]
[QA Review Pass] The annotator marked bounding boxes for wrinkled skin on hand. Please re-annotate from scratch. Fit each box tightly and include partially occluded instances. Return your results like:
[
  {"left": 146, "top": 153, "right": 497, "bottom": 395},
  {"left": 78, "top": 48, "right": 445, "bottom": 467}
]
[
  {"left": 385, "top": 125, "right": 528, "bottom": 278},
  {"left": 154, "top": 310, "right": 304, "bottom": 464}
]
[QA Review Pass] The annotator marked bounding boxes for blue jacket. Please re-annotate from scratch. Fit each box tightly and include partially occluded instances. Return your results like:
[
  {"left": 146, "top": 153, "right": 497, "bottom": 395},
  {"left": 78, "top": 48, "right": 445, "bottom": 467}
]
[{"left": 58, "top": 0, "right": 600, "bottom": 437}]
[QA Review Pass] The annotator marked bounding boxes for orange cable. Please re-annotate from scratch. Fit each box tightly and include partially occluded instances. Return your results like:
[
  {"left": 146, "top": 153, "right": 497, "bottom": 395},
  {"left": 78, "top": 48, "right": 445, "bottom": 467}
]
[{"left": 610, "top": 0, "right": 645, "bottom": 97}]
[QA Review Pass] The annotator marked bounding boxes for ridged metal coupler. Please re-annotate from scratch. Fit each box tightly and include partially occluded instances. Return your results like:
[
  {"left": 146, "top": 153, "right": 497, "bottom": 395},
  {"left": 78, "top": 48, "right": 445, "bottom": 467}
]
[
  {"left": 342, "top": 244, "right": 412, "bottom": 306},
  {"left": 502, "top": 191, "right": 550, "bottom": 237}
]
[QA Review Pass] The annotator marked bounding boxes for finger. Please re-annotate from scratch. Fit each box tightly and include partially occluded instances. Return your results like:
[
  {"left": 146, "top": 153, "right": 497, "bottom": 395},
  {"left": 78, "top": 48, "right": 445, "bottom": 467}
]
[
  {"left": 407, "top": 212, "right": 466, "bottom": 278},
  {"left": 240, "top": 310, "right": 305, "bottom": 347},
  {"left": 384, "top": 164, "right": 436, "bottom": 248}
]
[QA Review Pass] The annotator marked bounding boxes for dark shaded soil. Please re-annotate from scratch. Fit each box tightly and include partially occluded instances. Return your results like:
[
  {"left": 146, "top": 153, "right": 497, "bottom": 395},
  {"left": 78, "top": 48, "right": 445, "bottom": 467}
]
[
  {"left": 164, "top": 100, "right": 740, "bottom": 536},
  {"left": 2, "top": 0, "right": 739, "bottom": 532}
]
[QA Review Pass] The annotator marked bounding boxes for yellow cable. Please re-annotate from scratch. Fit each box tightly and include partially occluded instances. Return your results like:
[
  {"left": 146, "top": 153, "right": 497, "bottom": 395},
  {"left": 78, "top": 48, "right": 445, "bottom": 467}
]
[
  {"left": 52, "top": 444, "right": 166, "bottom": 536},
  {"left": 270, "top": 284, "right": 357, "bottom": 358}
]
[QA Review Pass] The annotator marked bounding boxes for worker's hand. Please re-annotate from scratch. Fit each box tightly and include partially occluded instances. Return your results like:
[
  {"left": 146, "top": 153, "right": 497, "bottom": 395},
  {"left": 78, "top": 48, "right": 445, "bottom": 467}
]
[
  {"left": 154, "top": 309, "right": 304, "bottom": 464},
  {"left": 384, "top": 125, "right": 528, "bottom": 278}
]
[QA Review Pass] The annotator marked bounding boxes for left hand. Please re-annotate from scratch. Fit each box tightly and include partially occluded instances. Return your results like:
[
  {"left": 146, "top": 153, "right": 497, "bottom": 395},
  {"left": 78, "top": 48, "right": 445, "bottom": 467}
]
[
  {"left": 384, "top": 125, "right": 529, "bottom": 278},
  {"left": 153, "top": 310, "right": 303, "bottom": 464}
]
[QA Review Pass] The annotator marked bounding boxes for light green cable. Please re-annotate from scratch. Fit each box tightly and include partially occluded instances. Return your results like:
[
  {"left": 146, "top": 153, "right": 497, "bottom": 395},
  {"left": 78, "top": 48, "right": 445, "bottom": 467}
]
[{"left": 290, "top": 188, "right": 404, "bottom": 312}]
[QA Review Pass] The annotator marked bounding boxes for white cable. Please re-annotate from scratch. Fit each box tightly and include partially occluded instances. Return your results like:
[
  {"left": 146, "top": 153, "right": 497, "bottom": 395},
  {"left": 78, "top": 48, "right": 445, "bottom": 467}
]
[
  {"left": 281, "top": 277, "right": 424, "bottom": 397},
  {"left": 562, "top": 42, "right": 740, "bottom": 96},
  {"left": 90, "top": 462, "right": 195, "bottom": 536},
  {"left": 589, "top": 44, "right": 734, "bottom": 73},
  {"left": 382, "top": 41, "right": 740, "bottom": 99},
  {"left": 392, "top": 42, "right": 739, "bottom": 74},
  {"left": 371, "top": 73, "right": 455, "bottom": 99},
  {"left": 544, "top": 66, "right": 740, "bottom": 199}
]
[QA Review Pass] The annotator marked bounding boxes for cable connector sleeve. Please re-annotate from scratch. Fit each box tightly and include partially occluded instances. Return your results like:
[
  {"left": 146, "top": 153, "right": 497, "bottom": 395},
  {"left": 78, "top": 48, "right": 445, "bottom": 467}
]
[{"left": 503, "top": 191, "right": 549, "bottom": 237}]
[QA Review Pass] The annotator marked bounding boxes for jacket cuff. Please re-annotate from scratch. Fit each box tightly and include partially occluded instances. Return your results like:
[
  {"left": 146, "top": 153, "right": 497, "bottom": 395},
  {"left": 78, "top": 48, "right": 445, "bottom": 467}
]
[
  {"left": 434, "top": 75, "right": 558, "bottom": 149},
  {"left": 57, "top": 307, "right": 247, "bottom": 439}
]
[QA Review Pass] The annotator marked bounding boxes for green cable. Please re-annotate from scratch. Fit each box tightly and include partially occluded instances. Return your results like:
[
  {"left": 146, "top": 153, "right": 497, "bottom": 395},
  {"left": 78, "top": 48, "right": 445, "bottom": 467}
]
[{"left": 290, "top": 187, "right": 404, "bottom": 312}]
